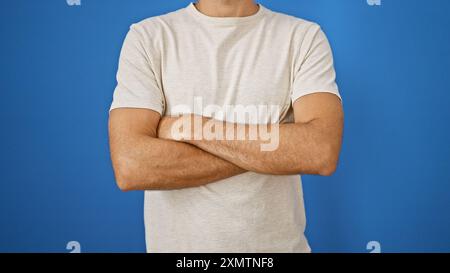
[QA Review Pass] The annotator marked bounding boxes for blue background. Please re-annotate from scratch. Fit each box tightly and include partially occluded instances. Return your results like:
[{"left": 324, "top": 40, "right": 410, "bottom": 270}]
[{"left": 1, "top": 0, "right": 449, "bottom": 253}]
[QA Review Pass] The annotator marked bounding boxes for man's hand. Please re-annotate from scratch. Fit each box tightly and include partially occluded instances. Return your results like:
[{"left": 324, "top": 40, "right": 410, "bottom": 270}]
[
  {"left": 158, "top": 114, "right": 208, "bottom": 141},
  {"left": 157, "top": 115, "right": 178, "bottom": 140}
]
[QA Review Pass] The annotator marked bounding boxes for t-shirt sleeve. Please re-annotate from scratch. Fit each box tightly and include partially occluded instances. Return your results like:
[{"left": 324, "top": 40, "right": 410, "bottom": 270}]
[
  {"left": 291, "top": 24, "right": 341, "bottom": 104},
  {"left": 110, "top": 24, "right": 165, "bottom": 114}
]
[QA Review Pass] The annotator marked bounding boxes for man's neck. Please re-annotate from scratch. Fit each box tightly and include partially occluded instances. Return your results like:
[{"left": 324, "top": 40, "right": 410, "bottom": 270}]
[{"left": 195, "top": 0, "right": 259, "bottom": 17}]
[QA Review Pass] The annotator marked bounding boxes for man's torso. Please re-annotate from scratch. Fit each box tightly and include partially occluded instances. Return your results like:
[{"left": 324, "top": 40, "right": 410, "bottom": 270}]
[{"left": 137, "top": 3, "right": 316, "bottom": 252}]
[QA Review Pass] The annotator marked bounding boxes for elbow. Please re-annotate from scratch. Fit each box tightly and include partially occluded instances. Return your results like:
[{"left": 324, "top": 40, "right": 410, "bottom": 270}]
[
  {"left": 113, "top": 156, "right": 162, "bottom": 191},
  {"left": 317, "top": 160, "right": 337, "bottom": 176},
  {"left": 114, "top": 163, "right": 136, "bottom": 192},
  {"left": 116, "top": 176, "right": 133, "bottom": 192},
  {"left": 112, "top": 157, "right": 141, "bottom": 192},
  {"left": 316, "top": 145, "right": 340, "bottom": 177}
]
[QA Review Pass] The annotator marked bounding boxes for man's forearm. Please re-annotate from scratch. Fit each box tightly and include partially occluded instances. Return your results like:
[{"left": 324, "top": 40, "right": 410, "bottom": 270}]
[
  {"left": 111, "top": 133, "right": 245, "bottom": 191},
  {"left": 159, "top": 115, "right": 341, "bottom": 176}
]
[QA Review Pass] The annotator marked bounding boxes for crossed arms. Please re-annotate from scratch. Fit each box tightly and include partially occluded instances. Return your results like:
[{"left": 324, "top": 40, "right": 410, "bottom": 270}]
[{"left": 108, "top": 92, "right": 343, "bottom": 191}]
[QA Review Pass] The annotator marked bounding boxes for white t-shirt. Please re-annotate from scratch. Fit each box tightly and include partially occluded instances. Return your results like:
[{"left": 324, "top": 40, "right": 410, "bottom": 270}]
[{"left": 110, "top": 3, "right": 340, "bottom": 253}]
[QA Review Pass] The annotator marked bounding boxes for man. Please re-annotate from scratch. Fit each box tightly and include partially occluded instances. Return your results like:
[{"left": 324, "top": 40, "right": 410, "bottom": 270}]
[{"left": 109, "top": 0, "right": 343, "bottom": 253}]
